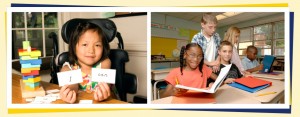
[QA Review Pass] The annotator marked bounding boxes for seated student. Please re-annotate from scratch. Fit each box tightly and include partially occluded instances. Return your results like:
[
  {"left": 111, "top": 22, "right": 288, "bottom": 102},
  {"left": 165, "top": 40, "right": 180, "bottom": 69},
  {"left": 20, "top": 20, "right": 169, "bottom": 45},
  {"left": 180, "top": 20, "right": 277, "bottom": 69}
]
[
  {"left": 160, "top": 43, "right": 218, "bottom": 98},
  {"left": 59, "top": 22, "right": 117, "bottom": 103},
  {"left": 207, "top": 41, "right": 243, "bottom": 85},
  {"left": 241, "top": 45, "right": 264, "bottom": 73}
]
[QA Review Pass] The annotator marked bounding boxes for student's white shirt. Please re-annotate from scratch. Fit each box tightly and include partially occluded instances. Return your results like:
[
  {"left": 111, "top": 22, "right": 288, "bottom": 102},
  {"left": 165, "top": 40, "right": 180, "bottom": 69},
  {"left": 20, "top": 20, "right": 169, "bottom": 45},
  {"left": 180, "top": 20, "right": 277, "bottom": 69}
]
[{"left": 204, "top": 36, "right": 216, "bottom": 62}]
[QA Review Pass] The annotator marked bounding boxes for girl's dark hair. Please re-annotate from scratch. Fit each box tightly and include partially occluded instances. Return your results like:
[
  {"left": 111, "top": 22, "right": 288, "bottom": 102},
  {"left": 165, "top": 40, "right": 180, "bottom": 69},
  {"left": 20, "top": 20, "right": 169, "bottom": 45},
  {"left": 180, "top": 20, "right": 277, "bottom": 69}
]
[
  {"left": 69, "top": 22, "right": 110, "bottom": 66},
  {"left": 180, "top": 43, "right": 204, "bottom": 76}
]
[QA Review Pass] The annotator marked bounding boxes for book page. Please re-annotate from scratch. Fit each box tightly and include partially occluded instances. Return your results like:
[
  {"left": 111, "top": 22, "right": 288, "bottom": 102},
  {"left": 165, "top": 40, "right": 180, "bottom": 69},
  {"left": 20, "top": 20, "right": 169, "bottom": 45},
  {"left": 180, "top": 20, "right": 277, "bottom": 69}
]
[{"left": 175, "top": 64, "right": 232, "bottom": 93}]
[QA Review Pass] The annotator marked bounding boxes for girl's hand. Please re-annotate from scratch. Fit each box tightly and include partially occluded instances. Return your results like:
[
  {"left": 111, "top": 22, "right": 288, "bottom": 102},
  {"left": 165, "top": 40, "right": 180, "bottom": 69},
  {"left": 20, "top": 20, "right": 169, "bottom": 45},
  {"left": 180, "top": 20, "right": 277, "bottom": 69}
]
[
  {"left": 224, "top": 78, "right": 235, "bottom": 84},
  {"left": 94, "top": 82, "right": 111, "bottom": 101},
  {"left": 173, "top": 87, "right": 188, "bottom": 96},
  {"left": 60, "top": 85, "right": 77, "bottom": 104}
]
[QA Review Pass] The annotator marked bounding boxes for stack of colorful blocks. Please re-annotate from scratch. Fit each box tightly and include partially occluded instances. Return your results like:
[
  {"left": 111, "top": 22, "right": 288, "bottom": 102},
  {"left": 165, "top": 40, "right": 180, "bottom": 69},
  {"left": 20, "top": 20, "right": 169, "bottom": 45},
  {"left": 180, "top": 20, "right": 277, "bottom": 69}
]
[{"left": 18, "top": 41, "right": 42, "bottom": 91}]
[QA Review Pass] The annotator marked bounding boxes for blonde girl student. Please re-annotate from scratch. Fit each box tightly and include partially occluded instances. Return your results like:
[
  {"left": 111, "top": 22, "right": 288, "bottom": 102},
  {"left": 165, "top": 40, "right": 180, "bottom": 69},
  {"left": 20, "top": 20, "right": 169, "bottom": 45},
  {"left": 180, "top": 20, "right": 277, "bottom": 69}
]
[
  {"left": 161, "top": 43, "right": 218, "bottom": 98},
  {"left": 208, "top": 41, "right": 244, "bottom": 84},
  {"left": 59, "top": 22, "right": 117, "bottom": 103},
  {"left": 223, "top": 26, "right": 249, "bottom": 75}
]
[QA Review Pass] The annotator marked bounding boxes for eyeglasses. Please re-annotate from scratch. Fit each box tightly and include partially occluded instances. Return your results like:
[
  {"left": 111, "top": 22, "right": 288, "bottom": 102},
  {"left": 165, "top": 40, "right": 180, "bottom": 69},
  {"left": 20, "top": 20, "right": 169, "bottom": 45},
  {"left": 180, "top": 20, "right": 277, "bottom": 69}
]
[{"left": 186, "top": 52, "right": 203, "bottom": 60}]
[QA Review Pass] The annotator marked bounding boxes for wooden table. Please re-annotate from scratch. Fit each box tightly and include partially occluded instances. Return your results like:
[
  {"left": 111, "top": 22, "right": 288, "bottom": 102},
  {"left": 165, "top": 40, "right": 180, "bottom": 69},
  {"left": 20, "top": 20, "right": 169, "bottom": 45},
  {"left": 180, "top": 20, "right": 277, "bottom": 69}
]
[
  {"left": 12, "top": 73, "right": 128, "bottom": 104},
  {"left": 251, "top": 71, "right": 284, "bottom": 80},
  {"left": 152, "top": 78, "right": 284, "bottom": 104}
]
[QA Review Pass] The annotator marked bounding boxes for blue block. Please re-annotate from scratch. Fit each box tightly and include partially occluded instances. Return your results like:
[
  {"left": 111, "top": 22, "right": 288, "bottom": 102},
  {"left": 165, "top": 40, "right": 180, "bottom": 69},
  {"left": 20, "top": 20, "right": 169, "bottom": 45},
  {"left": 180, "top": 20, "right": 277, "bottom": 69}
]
[
  {"left": 19, "top": 59, "right": 42, "bottom": 65},
  {"left": 21, "top": 63, "right": 41, "bottom": 68},
  {"left": 22, "top": 75, "right": 35, "bottom": 80}
]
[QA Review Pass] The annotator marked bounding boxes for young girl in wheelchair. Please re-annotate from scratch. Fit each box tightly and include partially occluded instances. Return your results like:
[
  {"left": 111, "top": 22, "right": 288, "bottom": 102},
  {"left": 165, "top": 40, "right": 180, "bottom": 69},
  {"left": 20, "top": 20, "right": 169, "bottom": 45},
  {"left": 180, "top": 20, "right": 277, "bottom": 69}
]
[{"left": 59, "top": 22, "right": 116, "bottom": 103}]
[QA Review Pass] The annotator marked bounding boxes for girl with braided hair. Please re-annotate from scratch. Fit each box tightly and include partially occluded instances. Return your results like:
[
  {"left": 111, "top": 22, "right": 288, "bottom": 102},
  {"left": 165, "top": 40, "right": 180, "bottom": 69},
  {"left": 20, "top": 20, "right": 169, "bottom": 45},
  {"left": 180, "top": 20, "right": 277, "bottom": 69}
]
[{"left": 161, "top": 43, "right": 217, "bottom": 98}]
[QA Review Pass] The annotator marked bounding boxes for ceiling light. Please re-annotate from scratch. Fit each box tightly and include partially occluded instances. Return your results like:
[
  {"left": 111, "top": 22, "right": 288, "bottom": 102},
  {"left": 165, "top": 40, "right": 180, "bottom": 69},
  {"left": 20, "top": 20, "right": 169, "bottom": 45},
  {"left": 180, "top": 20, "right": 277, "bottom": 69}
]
[{"left": 216, "top": 12, "right": 242, "bottom": 20}]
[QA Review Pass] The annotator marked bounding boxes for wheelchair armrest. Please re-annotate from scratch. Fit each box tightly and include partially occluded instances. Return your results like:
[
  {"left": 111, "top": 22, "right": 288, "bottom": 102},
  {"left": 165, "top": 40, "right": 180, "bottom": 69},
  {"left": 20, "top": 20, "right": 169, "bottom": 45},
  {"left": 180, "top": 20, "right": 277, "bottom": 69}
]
[{"left": 123, "top": 73, "right": 137, "bottom": 94}]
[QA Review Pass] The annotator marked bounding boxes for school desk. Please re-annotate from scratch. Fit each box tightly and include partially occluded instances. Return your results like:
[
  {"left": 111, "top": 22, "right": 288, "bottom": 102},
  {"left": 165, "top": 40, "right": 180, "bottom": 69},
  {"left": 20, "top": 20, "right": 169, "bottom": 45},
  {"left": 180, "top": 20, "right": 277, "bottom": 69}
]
[
  {"left": 151, "top": 68, "right": 173, "bottom": 100},
  {"left": 12, "top": 73, "right": 128, "bottom": 104},
  {"left": 152, "top": 78, "right": 284, "bottom": 104},
  {"left": 251, "top": 71, "right": 284, "bottom": 80}
]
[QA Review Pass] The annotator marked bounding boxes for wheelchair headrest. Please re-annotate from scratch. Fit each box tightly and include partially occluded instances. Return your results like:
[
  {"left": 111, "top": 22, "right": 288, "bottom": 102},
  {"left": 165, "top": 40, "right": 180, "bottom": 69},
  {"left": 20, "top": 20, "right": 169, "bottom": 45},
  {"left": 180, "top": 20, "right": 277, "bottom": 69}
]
[{"left": 61, "top": 18, "right": 117, "bottom": 44}]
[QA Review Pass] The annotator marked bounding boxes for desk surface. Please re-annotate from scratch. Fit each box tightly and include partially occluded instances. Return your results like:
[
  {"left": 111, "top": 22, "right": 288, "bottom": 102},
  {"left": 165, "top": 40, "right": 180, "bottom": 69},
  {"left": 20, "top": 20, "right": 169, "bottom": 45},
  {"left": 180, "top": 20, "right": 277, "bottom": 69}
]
[
  {"left": 251, "top": 71, "right": 284, "bottom": 80},
  {"left": 12, "top": 73, "right": 128, "bottom": 104},
  {"left": 152, "top": 78, "right": 284, "bottom": 104}
]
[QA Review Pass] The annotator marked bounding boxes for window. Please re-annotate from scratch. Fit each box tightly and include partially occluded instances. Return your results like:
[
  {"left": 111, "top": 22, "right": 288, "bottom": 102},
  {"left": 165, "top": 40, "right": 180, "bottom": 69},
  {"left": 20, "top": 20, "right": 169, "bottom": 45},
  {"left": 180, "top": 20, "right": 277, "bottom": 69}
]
[
  {"left": 12, "top": 12, "right": 60, "bottom": 59},
  {"left": 238, "top": 21, "right": 284, "bottom": 57}
]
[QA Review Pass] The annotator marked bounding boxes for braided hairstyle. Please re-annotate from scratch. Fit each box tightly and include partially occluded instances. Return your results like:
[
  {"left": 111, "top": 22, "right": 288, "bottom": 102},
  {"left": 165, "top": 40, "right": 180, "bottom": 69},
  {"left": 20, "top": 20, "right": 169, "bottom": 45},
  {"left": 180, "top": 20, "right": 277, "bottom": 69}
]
[{"left": 179, "top": 43, "right": 204, "bottom": 76}]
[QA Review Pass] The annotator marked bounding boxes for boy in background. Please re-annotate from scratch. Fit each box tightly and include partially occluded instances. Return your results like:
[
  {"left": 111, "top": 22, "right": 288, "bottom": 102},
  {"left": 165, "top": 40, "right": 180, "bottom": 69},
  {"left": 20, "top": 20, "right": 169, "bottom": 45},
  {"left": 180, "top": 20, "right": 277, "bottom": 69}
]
[{"left": 242, "top": 46, "right": 263, "bottom": 73}]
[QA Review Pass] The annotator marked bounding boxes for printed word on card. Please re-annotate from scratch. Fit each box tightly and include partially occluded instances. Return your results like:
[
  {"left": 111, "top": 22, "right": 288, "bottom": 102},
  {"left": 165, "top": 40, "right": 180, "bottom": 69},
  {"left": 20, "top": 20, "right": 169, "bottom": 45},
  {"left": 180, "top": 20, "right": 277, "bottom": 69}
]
[
  {"left": 91, "top": 68, "right": 116, "bottom": 84},
  {"left": 57, "top": 69, "right": 83, "bottom": 87}
]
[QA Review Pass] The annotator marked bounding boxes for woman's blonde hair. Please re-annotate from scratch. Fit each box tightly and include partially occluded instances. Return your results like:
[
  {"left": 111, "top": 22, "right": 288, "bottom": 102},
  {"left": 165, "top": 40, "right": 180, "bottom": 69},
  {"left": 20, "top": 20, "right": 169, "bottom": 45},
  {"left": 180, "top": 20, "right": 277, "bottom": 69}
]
[{"left": 223, "top": 26, "right": 240, "bottom": 44}]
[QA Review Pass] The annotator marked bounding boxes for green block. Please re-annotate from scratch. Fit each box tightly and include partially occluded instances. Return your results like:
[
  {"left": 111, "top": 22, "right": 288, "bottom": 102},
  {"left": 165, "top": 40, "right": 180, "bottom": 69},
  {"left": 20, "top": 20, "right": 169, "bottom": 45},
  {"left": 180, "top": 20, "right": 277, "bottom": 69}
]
[{"left": 23, "top": 41, "right": 30, "bottom": 49}]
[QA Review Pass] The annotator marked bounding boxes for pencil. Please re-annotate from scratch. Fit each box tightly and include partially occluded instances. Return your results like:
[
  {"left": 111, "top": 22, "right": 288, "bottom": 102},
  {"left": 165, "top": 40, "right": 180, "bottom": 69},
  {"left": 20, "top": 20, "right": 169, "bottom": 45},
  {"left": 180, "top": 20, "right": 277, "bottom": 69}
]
[
  {"left": 175, "top": 76, "right": 179, "bottom": 85},
  {"left": 256, "top": 92, "right": 277, "bottom": 97}
]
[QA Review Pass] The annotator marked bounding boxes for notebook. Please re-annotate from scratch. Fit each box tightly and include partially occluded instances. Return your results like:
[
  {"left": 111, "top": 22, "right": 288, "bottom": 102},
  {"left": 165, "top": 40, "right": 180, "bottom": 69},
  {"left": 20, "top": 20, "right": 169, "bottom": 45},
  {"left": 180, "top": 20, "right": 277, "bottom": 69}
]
[
  {"left": 234, "top": 76, "right": 272, "bottom": 88},
  {"left": 228, "top": 76, "right": 272, "bottom": 93},
  {"left": 171, "top": 91, "right": 216, "bottom": 104},
  {"left": 175, "top": 64, "right": 231, "bottom": 93},
  {"left": 228, "top": 83, "right": 270, "bottom": 93},
  {"left": 261, "top": 55, "right": 276, "bottom": 73}
]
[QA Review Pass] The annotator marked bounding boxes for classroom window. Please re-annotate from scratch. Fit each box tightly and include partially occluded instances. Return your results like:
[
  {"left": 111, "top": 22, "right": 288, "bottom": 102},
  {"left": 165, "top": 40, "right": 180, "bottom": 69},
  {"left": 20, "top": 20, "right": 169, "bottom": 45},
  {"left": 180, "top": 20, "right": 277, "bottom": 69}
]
[
  {"left": 12, "top": 12, "right": 60, "bottom": 60},
  {"left": 238, "top": 21, "right": 284, "bottom": 57}
]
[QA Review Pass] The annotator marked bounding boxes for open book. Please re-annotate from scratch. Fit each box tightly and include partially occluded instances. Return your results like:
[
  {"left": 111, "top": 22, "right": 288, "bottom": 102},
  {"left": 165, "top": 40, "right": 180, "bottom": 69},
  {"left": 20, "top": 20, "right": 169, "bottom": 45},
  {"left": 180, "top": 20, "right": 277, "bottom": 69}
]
[{"left": 175, "top": 64, "right": 232, "bottom": 93}]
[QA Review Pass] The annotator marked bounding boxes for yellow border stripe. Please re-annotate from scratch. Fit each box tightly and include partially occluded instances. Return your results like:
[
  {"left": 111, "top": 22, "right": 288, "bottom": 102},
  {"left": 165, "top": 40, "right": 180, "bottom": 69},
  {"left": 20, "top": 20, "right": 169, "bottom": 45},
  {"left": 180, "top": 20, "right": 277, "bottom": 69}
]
[
  {"left": 198, "top": 3, "right": 288, "bottom": 7},
  {"left": 9, "top": 108, "right": 151, "bottom": 114}
]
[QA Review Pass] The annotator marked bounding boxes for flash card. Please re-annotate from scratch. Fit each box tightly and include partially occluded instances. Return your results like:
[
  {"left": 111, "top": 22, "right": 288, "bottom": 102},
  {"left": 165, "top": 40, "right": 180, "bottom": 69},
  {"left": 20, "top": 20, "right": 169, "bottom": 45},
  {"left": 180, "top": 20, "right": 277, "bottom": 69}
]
[
  {"left": 91, "top": 68, "right": 116, "bottom": 84},
  {"left": 57, "top": 69, "right": 83, "bottom": 87}
]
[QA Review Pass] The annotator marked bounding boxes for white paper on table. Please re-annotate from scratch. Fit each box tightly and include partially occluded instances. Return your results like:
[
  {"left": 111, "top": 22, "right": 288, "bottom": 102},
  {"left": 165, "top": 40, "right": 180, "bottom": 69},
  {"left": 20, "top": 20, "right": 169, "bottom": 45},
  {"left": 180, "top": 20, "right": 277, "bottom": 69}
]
[
  {"left": 57, "top": 69, "right": 83, "bottom": 87},
  {"left": 91, "top": 68, "right": 116, "bottom": 84},
  {"left": 79, "top": 100, "right": 93, "bottom": 104},
  {"left": 46, "top": 89, "right": 60, "bottom": 94},
  {"left": 175, "top": 64, "right": 232, "bottom": 93}
]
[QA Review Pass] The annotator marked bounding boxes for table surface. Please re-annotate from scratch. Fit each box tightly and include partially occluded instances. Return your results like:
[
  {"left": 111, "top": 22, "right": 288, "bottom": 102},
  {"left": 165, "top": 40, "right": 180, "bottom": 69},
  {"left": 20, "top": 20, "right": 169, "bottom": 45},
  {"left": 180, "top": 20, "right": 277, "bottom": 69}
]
[
  {"left": 251, "top": 71, "right": 285, "bottom": 80},
  {"left": 12, "top": 73, "right": 128, "bottom": 104},
  {"left": 152, "top": 78, "right": 284, "bottom": 104}
]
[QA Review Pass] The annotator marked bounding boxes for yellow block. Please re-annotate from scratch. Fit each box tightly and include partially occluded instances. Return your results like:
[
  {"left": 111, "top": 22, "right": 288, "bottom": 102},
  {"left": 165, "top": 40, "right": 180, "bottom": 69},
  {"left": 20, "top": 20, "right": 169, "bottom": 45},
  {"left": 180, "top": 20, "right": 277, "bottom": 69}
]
[
  {"left": 21, "top": 67, "right": 40, "bottom": 73},
  {"left": 23, "top": 76, "right": 41, "bottom": 83},
  {"left": 20, "top": 56, "right": 38, "bottom": 60},
  {"left": 18, "top": 50, "right": 41, "bottom": 57},
  {"left": 25, "top": 85, "right": 40, "bottom": 91},
  {"left": 23, "top": 41, "right": 30, "bottom": 50}
]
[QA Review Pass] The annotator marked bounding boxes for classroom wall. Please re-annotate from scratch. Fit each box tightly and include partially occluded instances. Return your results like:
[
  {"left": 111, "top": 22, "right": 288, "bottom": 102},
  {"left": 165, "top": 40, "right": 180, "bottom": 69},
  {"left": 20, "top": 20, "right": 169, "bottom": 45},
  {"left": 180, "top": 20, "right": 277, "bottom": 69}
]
[
  {"left": 151, "top": 37, "right": 178, "bottom": 58},
  {"left": 151, "top": 13, "right": 201, "bottom": 57}
]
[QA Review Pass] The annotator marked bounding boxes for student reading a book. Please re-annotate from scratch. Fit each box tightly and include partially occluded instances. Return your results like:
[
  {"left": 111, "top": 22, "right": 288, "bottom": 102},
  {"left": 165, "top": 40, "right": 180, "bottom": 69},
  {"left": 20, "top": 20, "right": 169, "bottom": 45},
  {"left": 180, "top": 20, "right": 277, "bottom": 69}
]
[
  {"left": 223, "top": 26, "right": 249, "bottom": 75},
  {"left": 191, "top": 13, "right": 221, "bottom": 73},
  {"left": 160, "top": 43, "right": 218, "bottom": 98},
  {"left": 242, "top": 46, "right": 264, "bottom": 73},
  {"left": 207, "top": 41, "right": 243, "bottom": 85},
  {"left": 59, "top": 22, "right": 118, "bottom": 103}
]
